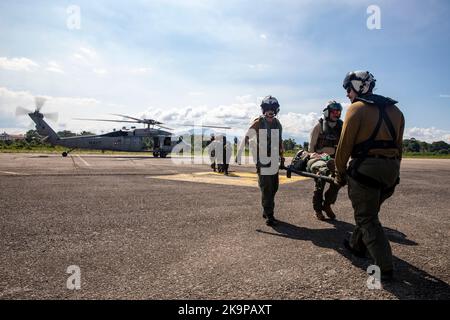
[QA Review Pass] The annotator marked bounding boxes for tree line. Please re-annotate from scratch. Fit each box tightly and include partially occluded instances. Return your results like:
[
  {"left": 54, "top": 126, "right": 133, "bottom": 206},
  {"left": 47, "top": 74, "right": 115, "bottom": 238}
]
[
  {"left": 1, "top": 130, "right": 449, "bottom": 155},
  {"left": 402, "top": 138, "right": 449, "bottom": 154}
]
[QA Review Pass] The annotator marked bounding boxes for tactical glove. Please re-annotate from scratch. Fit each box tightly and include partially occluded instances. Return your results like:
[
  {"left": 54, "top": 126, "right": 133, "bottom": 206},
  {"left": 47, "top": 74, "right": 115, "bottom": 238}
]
[{"left": 334, "top": 171, "right": 347, "bottom": 187}]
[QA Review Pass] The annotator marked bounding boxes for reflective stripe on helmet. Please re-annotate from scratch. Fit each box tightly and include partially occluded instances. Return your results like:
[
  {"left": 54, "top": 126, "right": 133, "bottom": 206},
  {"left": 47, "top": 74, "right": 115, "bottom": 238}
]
[{"left": 343, "top": 71, "right": 376, "bottom": 95}]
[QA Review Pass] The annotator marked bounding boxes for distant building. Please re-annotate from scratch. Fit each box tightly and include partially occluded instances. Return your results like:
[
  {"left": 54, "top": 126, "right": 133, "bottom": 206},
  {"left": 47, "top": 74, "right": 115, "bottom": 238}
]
[
  {"left": 0, "top": 132, "right": 9, "bottom": 141},
  {"left": 0, "top": 132, "right": 25, "bottom": 141}
]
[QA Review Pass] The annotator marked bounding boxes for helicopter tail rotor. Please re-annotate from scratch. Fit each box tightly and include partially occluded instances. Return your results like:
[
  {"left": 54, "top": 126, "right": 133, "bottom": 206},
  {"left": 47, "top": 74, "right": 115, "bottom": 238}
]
[
  {"left": 15, "top": 96, "right": 58, "bottom": 122},
  {"left": 35, "top": 97, "right": 46, "bottom": 112},
  {"left": 44, "top": 112, "right": 59, "bottom": 122},
  {"left": 16, "top": 106, "right": 33, "bottom": 116}
]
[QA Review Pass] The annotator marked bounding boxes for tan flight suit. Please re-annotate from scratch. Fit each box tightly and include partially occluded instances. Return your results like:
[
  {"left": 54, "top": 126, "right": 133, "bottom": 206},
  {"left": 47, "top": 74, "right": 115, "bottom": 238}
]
[
  {"left": 246, "top": 116, "right": 284, "bottom": 219},
  {"left": 335, "top": 94, "right": 405, "bottom": 273},
  {"left": 309, "top": 119, "right": 342, "bottom": 214}
]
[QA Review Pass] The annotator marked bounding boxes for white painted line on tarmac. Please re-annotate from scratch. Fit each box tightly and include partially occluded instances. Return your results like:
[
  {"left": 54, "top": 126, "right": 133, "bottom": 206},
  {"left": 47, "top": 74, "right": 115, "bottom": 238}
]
[
  {"left": 76, "top": 155, "right": 91, "bottom": 167},
  {"left": 0, "top": 171, "right": 30, "bottom": 176}
]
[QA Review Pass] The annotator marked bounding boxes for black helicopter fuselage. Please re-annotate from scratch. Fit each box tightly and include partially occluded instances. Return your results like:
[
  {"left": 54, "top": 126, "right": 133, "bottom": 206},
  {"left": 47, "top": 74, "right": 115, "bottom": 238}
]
[{"left": 29, "top": 111, "right": 183, "bottom": 157}]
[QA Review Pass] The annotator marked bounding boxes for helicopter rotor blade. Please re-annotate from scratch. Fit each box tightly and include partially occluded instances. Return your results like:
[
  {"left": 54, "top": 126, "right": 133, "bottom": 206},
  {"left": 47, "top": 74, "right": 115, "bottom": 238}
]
[
  {"left": 177, "top": 124, "right": 232, "bottom": 129},
  {"left": 35, "top": 97, "right": 46, "bottom": 112},
  {"left": 109, "top": 113, "right": 143, "bottom": 122},
  {"left": 44, "top": 112, "right": 59, "bottom": 122},
  {"left": 110, "top": 114, "right": 166, "bottom": 126},
  {"left": 16, "top": 106, "right": 33, "bottom": 116},
  {"left": 73, "top": 118, "right": 140, "bottom": 124},
  {"left": 156, "top": 125, "right": 173, "bottom": 131}
]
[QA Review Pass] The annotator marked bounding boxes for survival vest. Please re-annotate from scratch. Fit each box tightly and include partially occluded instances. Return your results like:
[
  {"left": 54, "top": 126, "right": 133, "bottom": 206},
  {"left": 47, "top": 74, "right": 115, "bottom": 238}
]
[
  {"left": 256, "top": 116, "right": 282, "bottom": 168},
  {"left": 316, "top": 118, "right": 343, "bottom": 151}
]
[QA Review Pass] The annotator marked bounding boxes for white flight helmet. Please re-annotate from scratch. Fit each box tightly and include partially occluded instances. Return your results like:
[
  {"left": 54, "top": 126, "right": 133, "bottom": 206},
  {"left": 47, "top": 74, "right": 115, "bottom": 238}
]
[{"left": 343, "top": 71, "right": 376, "bottom": 95}]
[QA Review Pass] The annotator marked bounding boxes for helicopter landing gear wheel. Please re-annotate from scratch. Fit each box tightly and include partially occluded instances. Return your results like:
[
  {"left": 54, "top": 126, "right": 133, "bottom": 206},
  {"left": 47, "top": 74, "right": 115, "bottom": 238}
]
[
  {"left": 153, "top": 152, "right": 159, "bottom": 158},
  {"left": 62, "top": 148, "right": 75, "bottom": 157},
  {"left": 160, "top": 152, "right": 167, "bottom": 158}
]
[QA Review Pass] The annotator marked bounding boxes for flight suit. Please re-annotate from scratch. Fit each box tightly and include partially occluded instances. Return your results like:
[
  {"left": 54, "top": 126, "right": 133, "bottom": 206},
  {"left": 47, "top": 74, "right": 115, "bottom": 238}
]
[
  {"left": 309, "top": 119, "right": 342, "bottom": 214},
  {"left": 335, "top": 94, "right": 405, "bottom": 273},
  {"left": 244, "top": 116, "right": 283, "bottom": 220}
]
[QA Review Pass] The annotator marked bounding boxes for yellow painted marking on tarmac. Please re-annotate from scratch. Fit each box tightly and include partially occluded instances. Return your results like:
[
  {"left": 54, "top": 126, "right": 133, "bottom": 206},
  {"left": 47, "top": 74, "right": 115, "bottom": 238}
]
[
  {"left": 0, "top": 171, "right": 30, "bottom": 176},
  {"left": 147, "top": 171, "right": 308, "bottom": 187}
]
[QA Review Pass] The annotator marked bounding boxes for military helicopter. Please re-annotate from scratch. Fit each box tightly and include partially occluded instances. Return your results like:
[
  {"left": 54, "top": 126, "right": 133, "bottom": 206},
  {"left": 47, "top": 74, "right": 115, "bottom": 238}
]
[{"left": 16, "top": 97, "right": 230, "bottom": 157}]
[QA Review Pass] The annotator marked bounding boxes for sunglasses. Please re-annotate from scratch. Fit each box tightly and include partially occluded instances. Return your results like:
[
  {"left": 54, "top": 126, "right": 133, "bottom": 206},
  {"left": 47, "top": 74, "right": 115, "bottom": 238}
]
[{"left": 346, "top": 87, "right": 352, "bottom": 94}]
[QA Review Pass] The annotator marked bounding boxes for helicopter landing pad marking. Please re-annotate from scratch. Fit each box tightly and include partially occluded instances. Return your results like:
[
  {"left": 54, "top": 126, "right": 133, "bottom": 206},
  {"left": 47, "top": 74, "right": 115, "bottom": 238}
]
[
  {"left": 76, "top": 155, "right": 91, "bottom": 167},
  {"left": 0, "top": 171, "right": 30, "bottom": 176},
  {"left": 146, "top": 171, "right": 308, "bottom": 187}
]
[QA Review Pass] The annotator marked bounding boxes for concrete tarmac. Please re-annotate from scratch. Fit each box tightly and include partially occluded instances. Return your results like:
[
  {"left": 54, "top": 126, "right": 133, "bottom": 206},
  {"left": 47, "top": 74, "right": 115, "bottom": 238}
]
[{"left": 0, "top": 153, "right": 449, "bottom": 299}]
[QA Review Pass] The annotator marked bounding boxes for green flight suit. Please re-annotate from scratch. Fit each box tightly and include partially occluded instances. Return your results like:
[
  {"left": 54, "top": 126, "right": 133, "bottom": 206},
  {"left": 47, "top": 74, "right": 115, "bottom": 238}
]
[
  {"left": 348, "top": 157, "right": 400, "bottom": 272},
  {"left": 255, "top": 116, "right": 282, "bottom": 219}
]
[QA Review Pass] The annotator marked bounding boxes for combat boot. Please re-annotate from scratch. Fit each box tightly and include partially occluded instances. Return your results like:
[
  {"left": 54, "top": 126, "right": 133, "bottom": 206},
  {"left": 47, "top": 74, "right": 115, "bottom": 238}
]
[
  {"left": 343, "top": 239, "right": 367, "bottom": 258},
  {"left": 266, "top": 216, "right": 276, "bottom": 226},
  {"left": 315, "top": 211, "right": 326, "bottom": 221},
  {"left": 263, "top": 212, "right": 276, "bottom": 226},
  {"left": 322, "top": 204, "right": 336, "bottom": 220}
]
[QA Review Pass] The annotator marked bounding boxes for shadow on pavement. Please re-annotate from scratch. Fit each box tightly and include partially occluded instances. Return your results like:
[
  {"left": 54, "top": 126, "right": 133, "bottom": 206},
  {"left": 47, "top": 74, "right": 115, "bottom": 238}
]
[{"left": 256, "top": 219, "right": 450, "bottom": 299}]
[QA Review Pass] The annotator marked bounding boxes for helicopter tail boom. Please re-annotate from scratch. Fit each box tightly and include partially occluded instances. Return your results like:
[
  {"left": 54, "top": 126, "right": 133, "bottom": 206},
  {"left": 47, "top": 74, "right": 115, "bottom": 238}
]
[{"left": 28, "top": 111, "right": 60, "bottom": 145}]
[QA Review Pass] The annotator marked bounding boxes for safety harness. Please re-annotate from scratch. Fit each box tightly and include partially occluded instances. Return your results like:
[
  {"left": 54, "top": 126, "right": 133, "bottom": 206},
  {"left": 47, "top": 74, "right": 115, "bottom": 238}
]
[{"left": 348, "top": 95, "right": 399, "bottom": 188}]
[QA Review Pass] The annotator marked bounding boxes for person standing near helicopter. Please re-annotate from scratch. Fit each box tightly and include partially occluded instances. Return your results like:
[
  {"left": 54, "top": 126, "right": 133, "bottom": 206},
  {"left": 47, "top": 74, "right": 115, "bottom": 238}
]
[{"left": 236, "top": 95, "right": 284, "bottom": 226}]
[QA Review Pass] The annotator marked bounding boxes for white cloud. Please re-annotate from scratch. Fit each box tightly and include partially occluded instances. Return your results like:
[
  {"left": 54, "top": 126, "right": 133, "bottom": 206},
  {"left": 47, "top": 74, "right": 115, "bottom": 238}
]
[
  {"left": 405, "top": 127, "right": 450, "bottom": 143},
  {"left": 143, "top": 96, "right": 320, "bottom": 142},
  {"left": 72, "top": 53, "right": 85, "bottom": 61},
  {"left": 247, "top": 64, "right": 270, "bottom": 71},
  {"left": 0, "top": 57, "right": 39, "bottom": 71},
  {"left": 260, "top": 34, "right": 267, "bottom": 39},
  {"left": 127, "top": 67, "right": 152, "bottom": 75},
  {"left": 71, "top": 46, "right": 99, "bottom": 65},
  {"left": 78, "top": 47, "right": 97, "bottom": 60},
  {"left": 188, "top": 91, "right": 205, "bottom": 96},
  {"left": 69, "top": 45, "right": 151, "bottom": 76},
  {"left": 93, "top": 68, "right": 107, "bottom": 75},
  {"left": 235, "top": 95, "right": 253, "bottom": 104},
  {"left": 278, "top": 111, "right": 320, "bottom": 141},
  {"left": 46, "top": 61, "right": 64, "bottom": 74}
]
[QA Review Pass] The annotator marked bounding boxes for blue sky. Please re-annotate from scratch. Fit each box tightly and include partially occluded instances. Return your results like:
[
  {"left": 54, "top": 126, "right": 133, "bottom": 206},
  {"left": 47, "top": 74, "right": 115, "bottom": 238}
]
[{"left": 0, "top": 0, "right": 449, "bottom": 142}]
